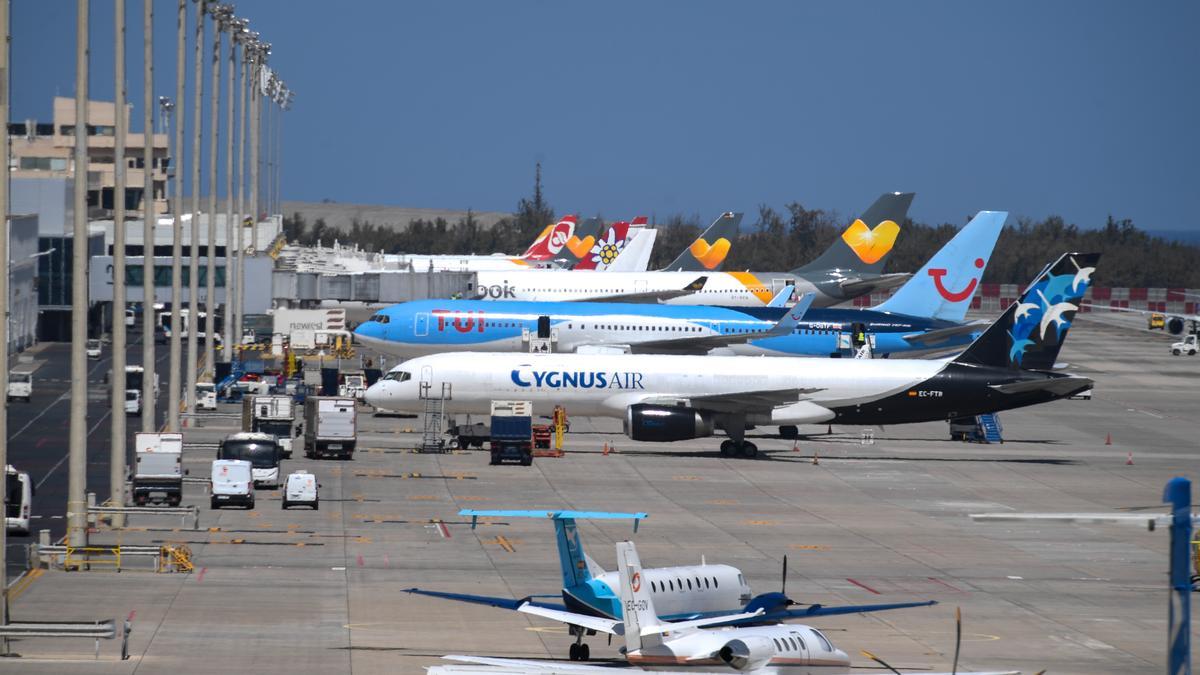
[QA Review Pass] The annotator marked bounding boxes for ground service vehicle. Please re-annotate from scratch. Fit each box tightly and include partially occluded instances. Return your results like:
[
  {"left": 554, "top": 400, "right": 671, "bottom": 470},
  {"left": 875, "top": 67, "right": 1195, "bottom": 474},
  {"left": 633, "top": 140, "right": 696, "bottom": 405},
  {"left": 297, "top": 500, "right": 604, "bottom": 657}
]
[
  {"left": 449, "top": 420, "right": 489, "bottom": 449},
  {"left": 1149, "top": 312, "right": 1166, "bottom": 329},
  {"left": 196, "top": 382, "right": 218, "bottom": 410},
  {"left": 243, "top": 395, "right": 296, "bottom": 458},
  {"left": 211, "top": 460, "right": 254, "bottom": 509},
  {"left": 218, "top": 432, "right": 283, "bottom": 488},
  {"left": 339, "top": 371, "right": 367, "bottom": 399},
  {"left": 282, "top": 470, "right": 319, "bottom": 509},
  {"left": 7, "top": 371, "right": 32, "bottom": 402},
  {"left": 123, "top": 365, "right": 160, "bottom": 399},
  {"left": 533, "top": 424, "right": 552, "bottom": 449},
  {"left": 303, "top": 397, "right": 357, "bottom": 459},
  {"left": 125, "top": 389, "right": 142, "bottom": 415},
  {"left": 489, "top": 400, "right": 533, "bottom": 466},
  {"left": 5, "top": 465, "right": 33, "bottom": 535},
  {"left": 132, "top": 433, "right": 184, "bottom": 506},
  {"left": 86, "top": 339, "right": 103, "bottom": 359},
  {"left": 1172, "top": 334, "right": 1198, "bottom": 356}
]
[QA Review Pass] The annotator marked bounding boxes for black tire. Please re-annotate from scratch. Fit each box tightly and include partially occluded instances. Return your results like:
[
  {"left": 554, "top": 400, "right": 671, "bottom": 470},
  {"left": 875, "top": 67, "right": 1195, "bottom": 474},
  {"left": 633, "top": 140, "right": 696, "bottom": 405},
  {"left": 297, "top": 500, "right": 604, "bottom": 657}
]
[
  {"left": 742, "top": 442, "right": 758, "bottom": 458},
  {"left": 720, "top": 440, "right": 735, "bottom": 456},
  {"left": 1173, "top": 349, "right": 1182, "bottom": 355},
  {"left": 569, "top": 644, "right": 579, "bottom": 661},
  {"left": 521, "top": 455, "right": 533, "bottom": 466},
  {"left": 313, "top": 500, "right": 319, "bottom": 511},
  {"left": 211, "top": 498, "right": 219, "bottom": 510},
  {"left": 282, "top": 501, "right": 290, "bottom": 510},
  {"left": 579, "top": 644, "right": 589, "bottom": 661},
  {"left": 247, "top": 499, "right": 255, "bottom": 510}
]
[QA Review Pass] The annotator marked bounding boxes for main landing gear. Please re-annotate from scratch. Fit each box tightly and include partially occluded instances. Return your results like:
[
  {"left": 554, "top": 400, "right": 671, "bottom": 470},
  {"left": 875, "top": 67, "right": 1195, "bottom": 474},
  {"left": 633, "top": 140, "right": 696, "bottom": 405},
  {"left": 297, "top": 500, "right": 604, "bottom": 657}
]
[
  {"left": 568, "top": 626, "right": 591, "bottom": 661},
  {"left": 718, "top": 417, "right": 758, "bottom": 458}
]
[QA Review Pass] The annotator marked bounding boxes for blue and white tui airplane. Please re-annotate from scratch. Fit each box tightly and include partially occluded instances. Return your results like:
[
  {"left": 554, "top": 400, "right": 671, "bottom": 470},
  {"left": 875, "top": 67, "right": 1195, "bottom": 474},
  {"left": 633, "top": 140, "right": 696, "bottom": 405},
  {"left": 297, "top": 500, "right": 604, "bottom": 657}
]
[
  {"left": 405, "top": 510, "right": 935, "bottom": 663},
  {"left": 354, "top": 211, "right": 1007, "bottom": 360}
]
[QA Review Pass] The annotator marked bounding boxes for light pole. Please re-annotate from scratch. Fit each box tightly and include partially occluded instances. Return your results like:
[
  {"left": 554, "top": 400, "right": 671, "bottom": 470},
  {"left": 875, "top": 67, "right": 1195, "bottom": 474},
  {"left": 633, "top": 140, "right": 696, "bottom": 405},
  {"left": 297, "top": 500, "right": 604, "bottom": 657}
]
[
  {"left": 167, "top": 0, "right": 185, "bottom": 432},
  {"left": 0, "top": 0, "right": 11, "bottom": 631},
  {"left": 68, "top": 0, "right": 90, "bottom": 548},
  {"left": 204, "top": 3, "right": 232, "bottom": 375},
  {"left": 235, "top": 32, "right": 257, "bottom": 345},
  {"left": 249, "top": 40, "right": 267, "bottom": 256},
  {"left": 186, "top": 0, "right": 205, "bottom": 415},
  {"left": 222, "top": 15, "right": 243, "bottom": 355},
  {"left": 110, "top": 0, "right": 128, "bottom": 522},
  {"left": 141, "top": 0, "right": 157, "bottom": 432}
]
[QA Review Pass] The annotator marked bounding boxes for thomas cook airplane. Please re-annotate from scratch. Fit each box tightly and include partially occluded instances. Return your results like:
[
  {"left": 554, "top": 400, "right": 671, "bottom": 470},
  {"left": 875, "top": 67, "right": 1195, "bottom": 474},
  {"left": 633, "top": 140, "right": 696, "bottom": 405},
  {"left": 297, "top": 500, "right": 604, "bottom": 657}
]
[
  {"left": 470, "top": 192, "right": 915, "bottom": 307},
  {"left": 365, "top": 253, "right": 1098, "bottom": 457},
  {"left": 354, "top": 211, "right": 1007, "bottom": 362},
  {"left": 428, "top": 541, "right": 1017, "bottom": 674},
  {"left": 406, "top": 510, "right": 934, "bottom": 662}
]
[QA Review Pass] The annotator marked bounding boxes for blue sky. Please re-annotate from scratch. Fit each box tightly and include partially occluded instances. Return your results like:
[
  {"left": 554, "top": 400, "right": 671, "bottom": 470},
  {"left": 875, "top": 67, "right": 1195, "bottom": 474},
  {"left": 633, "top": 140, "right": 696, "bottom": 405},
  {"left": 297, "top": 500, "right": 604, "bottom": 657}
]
[{"left": 12, "top": 1, "right": 1200, "bottom": 230}]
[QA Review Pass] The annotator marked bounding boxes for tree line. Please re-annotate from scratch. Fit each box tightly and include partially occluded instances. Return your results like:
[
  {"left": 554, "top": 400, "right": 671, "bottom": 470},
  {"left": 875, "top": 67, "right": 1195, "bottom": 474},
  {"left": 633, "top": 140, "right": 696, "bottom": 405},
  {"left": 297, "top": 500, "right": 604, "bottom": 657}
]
[{"left": 285, "top": 177, "right": 1199, "bottom": 287}]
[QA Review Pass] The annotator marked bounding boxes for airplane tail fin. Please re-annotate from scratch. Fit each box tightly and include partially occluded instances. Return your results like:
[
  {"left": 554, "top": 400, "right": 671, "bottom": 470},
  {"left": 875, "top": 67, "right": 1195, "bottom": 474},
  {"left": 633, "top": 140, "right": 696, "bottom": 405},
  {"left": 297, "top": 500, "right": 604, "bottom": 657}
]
[
  {"left": 616, "top": 540, "right": 662, "bottom": 653},
  {"left": 606, "top": 228, "right": 656, "bottom": 272},
  {"left": 574, "top": 220, "right": 632, "bottom": 271},
  {"left": 792, "top": 192, "right": 914, "bottom": 274},
  {"left": 558, "top": 217, "right": 605, "bottom": 268},
  {"left": 521, "top": 215, "right": 578, "bottom": 260},
  {"left": 872, "top": 211, "right": 1007, "bottom": 321},
  {"left": 662, "top": 212, "right": 742, "bottom": 272},
  {"left": 553, "top": 517, "right": 595, "bottom": 589},
  {"left": 954, "top": 252, "right": 1099, "bottom": 371}
]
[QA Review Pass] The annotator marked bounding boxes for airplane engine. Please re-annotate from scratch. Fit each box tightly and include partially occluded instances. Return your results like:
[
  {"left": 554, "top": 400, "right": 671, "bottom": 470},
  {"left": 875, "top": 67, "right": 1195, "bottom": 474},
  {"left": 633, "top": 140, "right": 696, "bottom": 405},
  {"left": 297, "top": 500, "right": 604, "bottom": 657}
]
[
  {"left": 624, "top": 404, "right": 714, "bottom": 442},
  {"left": 1167, "top": 317, "right": 1186, "bottom": 335},
  {"left": 718, "top": 636, "right": 775, "bottom": 671}
]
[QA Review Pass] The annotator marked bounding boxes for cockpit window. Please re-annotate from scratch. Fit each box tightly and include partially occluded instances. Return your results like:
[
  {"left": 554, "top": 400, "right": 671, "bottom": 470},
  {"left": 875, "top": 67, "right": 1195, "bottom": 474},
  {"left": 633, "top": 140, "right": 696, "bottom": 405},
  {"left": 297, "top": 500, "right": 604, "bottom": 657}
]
[
  {"left": 368, "top": 314, "right": 390, "bottom": 324},
  {"left": 811, "top": 629, "right": 833, "bottom": 652},
  {"left": 383, "top": 371, "right": 411, "bottom": 382}
]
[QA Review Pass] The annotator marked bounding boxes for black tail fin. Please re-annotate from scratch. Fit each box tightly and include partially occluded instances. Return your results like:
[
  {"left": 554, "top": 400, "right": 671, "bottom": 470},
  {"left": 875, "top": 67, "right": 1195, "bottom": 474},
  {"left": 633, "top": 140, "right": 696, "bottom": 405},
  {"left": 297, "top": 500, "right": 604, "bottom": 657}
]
[
  {"left": 955, "top": 252, "right": 1100, "bottom": 371},
  {"left": 792, "top": 192, "right": 914, "bottom": 274},
  {"left": 661, "top": 212, "right": 742, "bottom": 272}
]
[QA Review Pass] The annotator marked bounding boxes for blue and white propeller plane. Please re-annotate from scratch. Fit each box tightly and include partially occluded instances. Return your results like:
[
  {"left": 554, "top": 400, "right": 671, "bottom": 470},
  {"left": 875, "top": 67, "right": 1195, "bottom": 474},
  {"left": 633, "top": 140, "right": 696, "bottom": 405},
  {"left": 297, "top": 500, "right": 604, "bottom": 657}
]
[
  {"left": 354, "top": 211, "right": 1008, "bottom": 361},
  {"left": 405, "top": 510, "right": 936, "bottom": 662}
]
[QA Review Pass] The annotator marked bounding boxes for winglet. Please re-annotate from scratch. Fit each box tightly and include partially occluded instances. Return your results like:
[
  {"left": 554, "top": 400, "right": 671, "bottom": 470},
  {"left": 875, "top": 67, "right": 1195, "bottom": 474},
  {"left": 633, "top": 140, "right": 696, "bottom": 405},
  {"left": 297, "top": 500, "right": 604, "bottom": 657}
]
[
  {"left": 766, "top": 285, "right": 794, "bottom": 308},
  {"left": 683, "top": 276, "right": 708, "bottom": 292}
]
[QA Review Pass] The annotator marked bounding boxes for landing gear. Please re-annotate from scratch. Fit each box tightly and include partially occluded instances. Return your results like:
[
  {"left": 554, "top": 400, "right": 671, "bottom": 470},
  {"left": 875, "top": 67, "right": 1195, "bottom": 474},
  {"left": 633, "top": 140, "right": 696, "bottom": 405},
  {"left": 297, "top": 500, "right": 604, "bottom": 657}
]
[
  {"left": 779, "top": 425, "right": 799, "bottom": 439},
  {"left": 718, "top": 419, "right": 758, "bottom": 458},
  {"left": 568, "top": 627, "right": 590, "bottom": 661}
]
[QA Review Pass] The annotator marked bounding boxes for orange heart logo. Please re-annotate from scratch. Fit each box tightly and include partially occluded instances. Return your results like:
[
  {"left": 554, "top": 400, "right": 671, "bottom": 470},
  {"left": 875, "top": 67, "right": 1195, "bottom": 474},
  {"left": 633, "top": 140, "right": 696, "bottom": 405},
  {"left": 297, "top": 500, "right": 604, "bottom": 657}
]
[
  {"left": 689, "top": 237, "right": 731, "bottom": 270},
  {"left": 566, "top": 235, "right": 595, "bottom": 258},
  {"left": 840, "top": 219, "right": 899, "bottom": 264}
]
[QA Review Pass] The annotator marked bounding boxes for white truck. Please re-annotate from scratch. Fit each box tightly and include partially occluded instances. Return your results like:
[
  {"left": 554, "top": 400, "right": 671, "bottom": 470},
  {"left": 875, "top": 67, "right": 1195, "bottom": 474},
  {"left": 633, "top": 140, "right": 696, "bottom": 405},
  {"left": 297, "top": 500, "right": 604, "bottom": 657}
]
[
  {"left": 1171, "top": 334, "right": 1198, "bottom": 356},
  {"left": 272, "top": 308, "right": 347, "bottom": 350},
  {"left": 125, "top": 389, "right": 143, "bottom": 415},
  {"left": 132, "top": 432, "right": 184, "bottom": 506},
  {"left": 338, "top": 371, "right": 368, "bottom": 400},
  {"left": 303, "top": 397, "right": 357, "bottom": 460},
  {"left": 196, "top": 381, "right": 218, "bottom": 410},
  {"left": 242, "top": 394, "right": 297, "bottom": 458},
  {"left": 7, "top": 371, "right": 32, "bottom": 403}
]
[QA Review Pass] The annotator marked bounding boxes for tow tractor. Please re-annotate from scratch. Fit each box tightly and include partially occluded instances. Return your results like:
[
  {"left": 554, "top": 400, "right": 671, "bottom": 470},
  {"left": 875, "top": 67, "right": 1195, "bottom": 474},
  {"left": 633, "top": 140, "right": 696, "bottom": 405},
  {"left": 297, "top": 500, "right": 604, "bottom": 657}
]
[{"left": 1171, "top": 334, "right": 1198, "bottom": 356}]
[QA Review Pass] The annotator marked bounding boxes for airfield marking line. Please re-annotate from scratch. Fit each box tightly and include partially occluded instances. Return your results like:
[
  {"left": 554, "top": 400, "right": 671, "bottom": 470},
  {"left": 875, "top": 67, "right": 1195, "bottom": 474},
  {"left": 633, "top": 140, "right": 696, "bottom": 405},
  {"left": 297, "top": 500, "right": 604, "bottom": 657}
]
[
  {"left": 845, "top": 578, "right": 882, "bottom": 595},
  {"left": 37, "top": 408, "right": 112, "bottom": 490},
  {"left": 926, "top": 577, "right": 967, "bottom": 593}
]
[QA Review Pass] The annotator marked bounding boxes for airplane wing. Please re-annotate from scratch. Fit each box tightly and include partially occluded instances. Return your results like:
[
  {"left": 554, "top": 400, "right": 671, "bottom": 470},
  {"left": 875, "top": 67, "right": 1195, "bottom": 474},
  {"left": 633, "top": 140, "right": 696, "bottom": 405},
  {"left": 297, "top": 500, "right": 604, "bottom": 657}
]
[
  {"left": 683, "top": 387, "right": 824, "bottom": 414},
  {"left": 405, "top": 588, "right": 567, "bottom": 612},
  {"left": 988, "top": 375, "right": 1093, "bottom": 397},
  {"left": 901, "top": 321, "right": 988, "bottom": 346},
  {"left": 517, "top": 602, "right": 621, "bottom": 635},
  {"left": 837, "top": 272, "right": 910, "bottom": 295},
  {"left": 576, "top": 277, "right": 708, "bottom": 304},
  {"left": 627, "top": 293, "right": 814, "bottom": 355},
  {"left": 695, "top": 600, "right": 938, "bottom": 629}
]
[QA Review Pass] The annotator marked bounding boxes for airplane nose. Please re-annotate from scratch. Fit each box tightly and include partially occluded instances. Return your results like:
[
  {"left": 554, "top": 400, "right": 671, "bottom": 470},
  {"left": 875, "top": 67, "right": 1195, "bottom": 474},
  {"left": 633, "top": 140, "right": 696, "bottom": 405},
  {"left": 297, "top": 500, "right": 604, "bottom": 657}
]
[{"left": 364, "top": 382, "right": 388, "bottom": 408}]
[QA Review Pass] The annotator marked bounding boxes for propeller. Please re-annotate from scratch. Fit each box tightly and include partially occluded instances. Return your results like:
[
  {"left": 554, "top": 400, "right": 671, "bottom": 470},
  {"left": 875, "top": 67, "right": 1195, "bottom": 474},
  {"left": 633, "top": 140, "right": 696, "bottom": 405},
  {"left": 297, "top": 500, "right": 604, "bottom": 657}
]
[
  {"left": 860, "top": 650, "right": 902, "bottom": 675},
  {"left": 781, "top": 554, "right": 788, "bottom": 597},
  {"left": 952, "top": 606, "right": 961, "bottom": 674}
]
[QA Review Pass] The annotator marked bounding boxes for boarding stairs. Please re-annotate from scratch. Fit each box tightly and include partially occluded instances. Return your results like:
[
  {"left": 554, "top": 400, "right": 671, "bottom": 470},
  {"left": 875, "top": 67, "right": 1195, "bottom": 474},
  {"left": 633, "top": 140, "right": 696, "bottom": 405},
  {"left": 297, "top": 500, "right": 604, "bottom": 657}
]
[
  {"left": 978, "top": 413, "right": 1003, "bottom": 443},
  {"left": 418, "top": 382, "right": 452, "bottom": 453}
]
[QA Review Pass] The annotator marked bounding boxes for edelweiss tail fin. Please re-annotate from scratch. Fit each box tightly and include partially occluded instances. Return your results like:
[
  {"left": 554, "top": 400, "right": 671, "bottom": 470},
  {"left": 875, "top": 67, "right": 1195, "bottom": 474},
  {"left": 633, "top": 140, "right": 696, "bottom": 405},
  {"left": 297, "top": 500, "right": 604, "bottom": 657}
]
[
  {"left": 574, "top": 220, "right": 631, "bottom": 271},
  {"left": 872, "top": 211, "right": 1007, "bottom": 322},
  {"left": 662, "top": 212, "right": 742, "bottom": 272},
  {"left": 955, "top": 252, "right": 1099, "bottom": 371},
  {"left": 792, "top": 192, "right": 914, "bottom": 274}
]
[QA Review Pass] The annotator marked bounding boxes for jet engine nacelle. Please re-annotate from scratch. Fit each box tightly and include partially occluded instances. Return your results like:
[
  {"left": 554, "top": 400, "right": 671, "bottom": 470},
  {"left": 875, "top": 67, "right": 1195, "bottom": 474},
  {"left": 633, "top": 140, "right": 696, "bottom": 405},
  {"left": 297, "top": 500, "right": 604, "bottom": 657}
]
[
  {"left": 718, "top": 636, "right": 776, "bottom": 671},
  {"left": 624, "top": 404, "right": 714, "bottom": 442},
  {"left": 1167, "top": 317, "right": 1186, "bottom": 335}
]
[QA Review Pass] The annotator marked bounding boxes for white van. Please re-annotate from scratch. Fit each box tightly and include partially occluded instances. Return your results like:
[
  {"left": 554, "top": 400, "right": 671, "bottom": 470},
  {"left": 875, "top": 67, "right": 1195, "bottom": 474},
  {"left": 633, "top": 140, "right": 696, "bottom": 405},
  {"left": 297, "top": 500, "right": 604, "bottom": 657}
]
[
  {"left": 282, "top": 471, "right": 319, "bottom": 510},
  {"left": 125, "top": 389, "right": 142, "bottom": 416},
  {"left": 211, "top": 460, "right": 254, "bottom": 509},
  {"left": 5, "top": 465, "right": 33, "bottom": 535},
  {"left": 7, "top": 372, "right": 32, "bottom": 403},
  {"left": 196, "top": 382, "right": 218, "bottom": 410},
  {"left": 86, "top": 339, "right": 103, "bottom": 359}
]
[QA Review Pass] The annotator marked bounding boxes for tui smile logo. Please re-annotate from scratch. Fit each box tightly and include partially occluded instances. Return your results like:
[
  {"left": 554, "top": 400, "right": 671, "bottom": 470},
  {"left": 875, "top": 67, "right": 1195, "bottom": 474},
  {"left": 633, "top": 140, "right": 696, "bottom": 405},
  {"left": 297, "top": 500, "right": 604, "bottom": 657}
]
[
  {"left": 689, "top": 237, "right": 732, "bottom": 270},
  {"left": 841, "top": 219, "right": 900, "bottom": 264},
  {"left": 929, "top": 257, "right": 984, "bottom": 302}
]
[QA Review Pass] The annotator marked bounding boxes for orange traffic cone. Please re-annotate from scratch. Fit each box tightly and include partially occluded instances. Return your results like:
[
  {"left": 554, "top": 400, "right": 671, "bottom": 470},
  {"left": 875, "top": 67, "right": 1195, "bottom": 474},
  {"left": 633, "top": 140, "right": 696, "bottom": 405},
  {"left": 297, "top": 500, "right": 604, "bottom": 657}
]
[
  {"left": 602, "top": 442, "right": 610, "bottom": 456},
  {"left": 792, "top": 441, "right": 800, "bottom": 453},
  {"left": 812, "top": 450, "right": 819, "bottom": 466},
  {"left": 1105, "top": 432, "right": 1112, "bottom": 445},
  {"left": 1126, "top": 451, "right": 1134, "bottom": 466}
]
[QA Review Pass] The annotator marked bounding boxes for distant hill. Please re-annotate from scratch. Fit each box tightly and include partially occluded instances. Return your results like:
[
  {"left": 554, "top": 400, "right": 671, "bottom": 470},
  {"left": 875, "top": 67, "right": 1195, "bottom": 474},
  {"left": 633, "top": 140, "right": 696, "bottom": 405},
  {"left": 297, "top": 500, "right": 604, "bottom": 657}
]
[{"left": 281, "top": 201, "right": 512, "bottom": 232}]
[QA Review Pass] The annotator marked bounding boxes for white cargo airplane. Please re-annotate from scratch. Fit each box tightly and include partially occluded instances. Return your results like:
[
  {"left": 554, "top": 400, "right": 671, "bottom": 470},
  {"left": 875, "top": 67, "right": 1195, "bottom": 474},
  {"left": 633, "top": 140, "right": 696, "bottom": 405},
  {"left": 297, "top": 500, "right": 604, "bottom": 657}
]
[
  {"left": 365, "top": 253, "right": 1099, "bottom": 457},
  {"left": 471, "top": 193, "right": 916, "bottom": 307},
  {"left": 429, "top": 541, "right": 1019, "bottom": 675}
]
